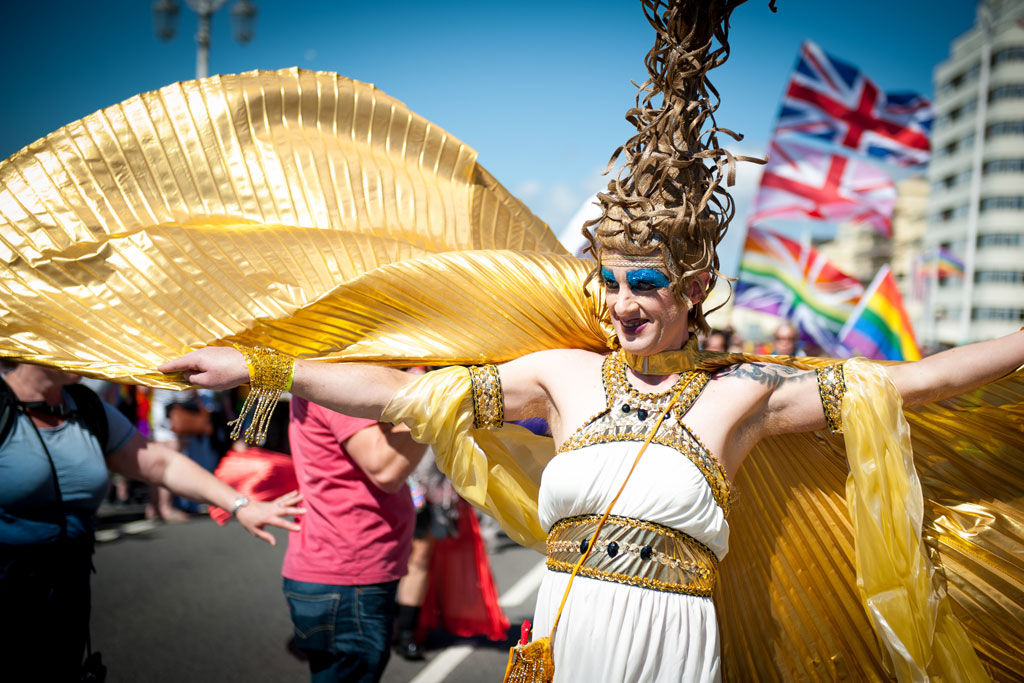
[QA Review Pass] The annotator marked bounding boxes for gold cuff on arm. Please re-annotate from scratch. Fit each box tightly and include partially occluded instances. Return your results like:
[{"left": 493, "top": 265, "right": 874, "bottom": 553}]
[
  {"left": 228, "top": 345, "right": 295, "bottom": 445},
  {"left": 468, "top": 364, "right": 504, "bottom": 430},
  {"left": 816, "top": 363, "right": 847, "bottom": 435}
]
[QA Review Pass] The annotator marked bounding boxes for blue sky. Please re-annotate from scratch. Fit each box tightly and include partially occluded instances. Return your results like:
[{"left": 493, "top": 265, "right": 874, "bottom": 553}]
[{"left": 0, "top": 1, "right": 977, "bottom": 276}]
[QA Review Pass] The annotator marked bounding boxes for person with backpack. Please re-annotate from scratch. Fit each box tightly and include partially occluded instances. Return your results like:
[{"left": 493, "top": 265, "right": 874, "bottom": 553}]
[{"left": 0, "top": 362, "right": 306, "bottom": 682}]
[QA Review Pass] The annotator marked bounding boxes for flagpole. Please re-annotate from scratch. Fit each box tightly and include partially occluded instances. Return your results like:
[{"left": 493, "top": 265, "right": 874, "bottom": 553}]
[
  {"left": 960, "top": 1, "right": 993, "bottom": 345},
  {"left": 921, "top": 245, "right": 932, "bottom": 350},
  {"left": 925, "top": 245, "right": 938, "bottom": 351},
  {"left": 840, "top": 264, "right": 888, "bottom": 344}
]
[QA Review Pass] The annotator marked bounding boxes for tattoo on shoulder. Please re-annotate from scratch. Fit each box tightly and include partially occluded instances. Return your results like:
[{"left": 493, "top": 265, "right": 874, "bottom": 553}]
[{"left": 714, "top": 362, "right": 810, "bottom": 389}]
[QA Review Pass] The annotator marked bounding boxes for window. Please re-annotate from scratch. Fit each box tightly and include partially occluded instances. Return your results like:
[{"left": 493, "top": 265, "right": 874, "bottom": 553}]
[
  {"left": 975, "top": 270, "right": 1024, "bottom": 284},
  {"left": 934, "top": 205, "right": 969, "bottom": 223},
  {"left": 987, "top": 121, "right": 1024, "bottom": 137},
  {"left": 993, "top": 46, "right": 1024, "bottom": 66},
  {"left": 943, "top": 100, "right": 978, "bottom": 126},
  {"left": 977, "top": 233, "right": 1023, "bottom": 247},
  {"left": 990, "top": 84, "right": 1024, "bottom": 102},
  {"left": 941, "top": 63, "right": 982, "bottom": 94},
  {"left": 984, "top": 159, "right": 1024, "bottom": 174},
  {"left": 972, "top": 307, "right": 1024, "bottom": 321},
  {"left": 980, "top": 196, "right": 1024, "bottom": 211},
  {"left": 932, "top": 171, "right": 969, "bottom": 192}
]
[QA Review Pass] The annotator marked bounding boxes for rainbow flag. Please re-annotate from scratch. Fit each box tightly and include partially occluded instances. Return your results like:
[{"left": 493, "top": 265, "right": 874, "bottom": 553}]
[
  {"left": 840, "top": 265, "right": 921, "bottom": 361},
  {"left": 935, "top": 245, "right": 965, "bottom": 279},
  {"left": 736, "top": 227, "right": 864, "bottom": 355}
]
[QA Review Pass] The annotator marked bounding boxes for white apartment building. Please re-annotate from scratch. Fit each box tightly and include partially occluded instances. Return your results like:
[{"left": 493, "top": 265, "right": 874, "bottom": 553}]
[{"left": 926, "top": 0, "right": 1024, "bottom": 346}]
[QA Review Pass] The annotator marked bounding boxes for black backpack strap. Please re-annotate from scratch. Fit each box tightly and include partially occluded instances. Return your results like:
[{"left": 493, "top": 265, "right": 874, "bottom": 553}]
[
  {"left": 0, "top": 375, "right": 17, "bottom": 448},
  {"left": 65, "top": 383, "right": 110, "bottom": 452},
  {"left": 0, "top": 375, "right": 111, "bottom": 451}
]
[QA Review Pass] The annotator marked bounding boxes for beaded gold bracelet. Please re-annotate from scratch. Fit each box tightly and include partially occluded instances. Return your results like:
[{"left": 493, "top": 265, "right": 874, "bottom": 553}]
[
  {"left": 228, "top": 345, "right": 295, "bottom": 445},
  {"left": 815, "top": 363, "right": 847, "bottom": 435},
  {"left": 468, "top": 364, "right": 504, "bottom": 430}
]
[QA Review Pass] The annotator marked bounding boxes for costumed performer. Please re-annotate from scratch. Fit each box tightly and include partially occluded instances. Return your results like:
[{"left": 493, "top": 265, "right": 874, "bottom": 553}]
[
  {"left": 4, "top": 1, "right": 1024, "bottom": 681},
  {"left": 160, "top": 256, "right": 1024, "bottom": 683},
  {"left": 158, "top": 5, "right": 1024, "bottom": 682}
]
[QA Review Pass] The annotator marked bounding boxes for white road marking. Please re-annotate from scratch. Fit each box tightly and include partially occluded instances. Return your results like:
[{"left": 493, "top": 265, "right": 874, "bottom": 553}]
[
  {"left": 497, "top": 560, "right": 547, "bottom": 608},
  {"left": 94, "top": 529, "right": 121, "bottom": 543},
  {"left": 409, "top": 560, "right": 546, "bottom": 683},
  {"left": 122, "top": 519, "right": 158, "bottom": 535},
  {"left": 408, "top": 645, "right": 475, "bottom": 683}
]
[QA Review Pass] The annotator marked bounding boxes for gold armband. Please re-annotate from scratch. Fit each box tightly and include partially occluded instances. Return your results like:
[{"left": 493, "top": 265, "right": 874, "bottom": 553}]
[
  {"left": 228, "top": 345, "right": 295, "bottom": 445},
  {"left": 468, "top": 364, "right": 504, "bottom": 430},
  {"left": 815, "top": 363, "right": 847, "bottom": 435}
]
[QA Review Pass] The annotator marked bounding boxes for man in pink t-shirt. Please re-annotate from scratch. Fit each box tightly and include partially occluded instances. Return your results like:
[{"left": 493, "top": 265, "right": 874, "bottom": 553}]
[{"left": 283, "top": 395, "right": 426, "bottom": 683}]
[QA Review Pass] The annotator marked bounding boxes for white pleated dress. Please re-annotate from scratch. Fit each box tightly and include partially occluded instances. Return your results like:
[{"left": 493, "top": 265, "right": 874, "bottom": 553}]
[{"left": 530, "top": 355, "right": 732, "bottom": 683}]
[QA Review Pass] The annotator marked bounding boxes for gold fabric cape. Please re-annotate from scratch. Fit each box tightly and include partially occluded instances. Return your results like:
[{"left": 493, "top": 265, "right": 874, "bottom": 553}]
[{"left": 2, "top": 70, "right": 1022, "bottom": 681}]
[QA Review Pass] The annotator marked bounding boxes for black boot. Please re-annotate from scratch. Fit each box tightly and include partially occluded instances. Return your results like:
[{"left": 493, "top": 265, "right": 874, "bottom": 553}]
[{"left": 393, "top": 604, "right": 424, "bottom": 661}]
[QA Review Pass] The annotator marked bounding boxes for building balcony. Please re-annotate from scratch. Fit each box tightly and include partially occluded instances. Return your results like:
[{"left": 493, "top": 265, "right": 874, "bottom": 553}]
[
  {"left": 933, "top": 116, "right": 979, "bottom": 147},
  {"left": 972, "top": 282, "right": 1024, "bottom": 305},
  {"left": 927, "top": 183, "right": 972, "bottom": 211},
  {"left": 985, "top": 99, "right": 1024, "bottom": 123},
  {"left": 979, "top": 210, "right": 1024, "bottom": 232},
  {"left": 968, "top": 319, "right": 1022, "bottom": 343},
  {"left": 981, "top": 172, "right": 1024, "bottom": 196},
  {"left": 974, "top": 246, "right": 1024, "bottom": 269},
  {"left": 927, "top": 155, "right": 973, "bottom": 181},
  {"left": 984, "top": 135, "right": 1024, "bottom": 157}
]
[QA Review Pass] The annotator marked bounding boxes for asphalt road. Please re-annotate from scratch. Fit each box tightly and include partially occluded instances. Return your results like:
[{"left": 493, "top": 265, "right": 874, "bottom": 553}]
[{"left": 91, "top": 507, "right": 544, "bottom": 683}]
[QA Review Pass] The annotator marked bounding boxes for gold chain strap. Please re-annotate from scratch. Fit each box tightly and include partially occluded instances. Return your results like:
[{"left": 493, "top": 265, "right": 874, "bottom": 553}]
[{"left": 545, "top": 379, "right": 688, "bottom": 643}]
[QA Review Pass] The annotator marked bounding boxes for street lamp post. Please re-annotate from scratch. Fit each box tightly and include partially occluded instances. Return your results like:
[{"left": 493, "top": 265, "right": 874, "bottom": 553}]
[{"left": 154, "top": 0, "right": 257, "bottom": 79}]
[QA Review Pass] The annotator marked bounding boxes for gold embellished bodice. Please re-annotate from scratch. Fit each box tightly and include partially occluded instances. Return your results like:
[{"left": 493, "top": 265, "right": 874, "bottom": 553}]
[{"left": 557, "top": 350, "right": 733, "bottom": 516}]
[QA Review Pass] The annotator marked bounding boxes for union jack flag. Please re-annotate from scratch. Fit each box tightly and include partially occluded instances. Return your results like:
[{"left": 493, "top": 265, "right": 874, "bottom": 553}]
[
  {"left": 749, "top": 138, "right": 897, "bottom": 236},
  {"left": 775, "top": 40, "right": 932, "bottom": 167}
]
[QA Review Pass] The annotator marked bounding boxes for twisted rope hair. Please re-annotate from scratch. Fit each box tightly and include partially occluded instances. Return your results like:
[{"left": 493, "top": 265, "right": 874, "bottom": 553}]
[{"left": 583, "top": 0, "right": 768, "bottom": 336}]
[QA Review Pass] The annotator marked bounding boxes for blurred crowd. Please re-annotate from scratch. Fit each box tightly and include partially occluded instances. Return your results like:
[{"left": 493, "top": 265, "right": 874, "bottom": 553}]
[
  {"left": 697, "top": 321, "right": 813, "bottom": 357},
  {"left": 78, "top": 374, "right": 511, "bottom": 674}
]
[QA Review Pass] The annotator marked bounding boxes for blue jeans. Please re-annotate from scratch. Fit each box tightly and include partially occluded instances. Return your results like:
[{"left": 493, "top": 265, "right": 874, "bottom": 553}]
[{"left": 283, "top": 577, "right": 399, "bottom": 683}]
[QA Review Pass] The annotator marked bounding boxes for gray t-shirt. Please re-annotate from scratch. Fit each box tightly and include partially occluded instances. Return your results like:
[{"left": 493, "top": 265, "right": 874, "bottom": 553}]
[{"left": 0, "top": 389, "right": 135, "bottom": 545}]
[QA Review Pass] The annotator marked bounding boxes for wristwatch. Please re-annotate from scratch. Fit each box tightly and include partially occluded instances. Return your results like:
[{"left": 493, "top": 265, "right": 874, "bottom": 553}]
[{"left": 230, "top": 495, "right": 250, "bottom": 517}]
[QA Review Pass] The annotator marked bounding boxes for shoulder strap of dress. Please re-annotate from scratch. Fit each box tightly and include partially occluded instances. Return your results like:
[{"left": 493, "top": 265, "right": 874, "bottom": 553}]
[
  {"left": 600, "top": 352, "right": 620, "bottom": 411},
  {"left": 673, "top": 370, "right": 710, "bottom": 417}
]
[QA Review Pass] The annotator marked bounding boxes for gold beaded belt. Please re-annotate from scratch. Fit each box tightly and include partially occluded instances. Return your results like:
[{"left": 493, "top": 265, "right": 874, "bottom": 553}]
[{"left": 545, "top": 514, "right": 718, "bottom": 597}]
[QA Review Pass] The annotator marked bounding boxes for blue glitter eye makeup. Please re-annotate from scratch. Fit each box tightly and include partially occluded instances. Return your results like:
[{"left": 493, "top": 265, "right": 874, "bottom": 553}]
[
  {"left": 601, "top": 267, "right": 618, "bottom": 287},
  {"left": 626, "top": 269, "right": 670, "bottom": 290}
]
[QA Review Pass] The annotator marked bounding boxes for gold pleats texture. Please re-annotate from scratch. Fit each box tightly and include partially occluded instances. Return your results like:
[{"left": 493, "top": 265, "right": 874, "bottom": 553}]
[
  {"left": 2, "top": 70, "right": 1023, "bottom": 680},
  {"left": 0, "top": 68, "right": 590, "bottom": 387},
  {"left": 719, "top": 368, "right": 1023, "bottom": 681}
]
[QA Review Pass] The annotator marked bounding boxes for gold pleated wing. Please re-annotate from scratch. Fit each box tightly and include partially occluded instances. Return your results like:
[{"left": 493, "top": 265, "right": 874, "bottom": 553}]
[
  {"left": 0, "top": 68, "right": 607, "bottom": 386},
  {"left": 718, "top": 360, "right": 1023, "bottom": 682},
  {"left": 2, "top": 70, "right": 1023, "bottom": 681}
]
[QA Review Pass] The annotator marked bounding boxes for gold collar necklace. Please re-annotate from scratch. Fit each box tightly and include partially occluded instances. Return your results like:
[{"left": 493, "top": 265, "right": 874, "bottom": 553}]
[{"left": 622, "top": 336, "right": 702, "bottom": 375}]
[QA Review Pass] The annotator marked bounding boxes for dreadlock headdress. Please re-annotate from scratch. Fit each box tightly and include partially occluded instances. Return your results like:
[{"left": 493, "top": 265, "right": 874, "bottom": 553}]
[{"left": 584, "top": 0, "right": 766, "bottom": 336}]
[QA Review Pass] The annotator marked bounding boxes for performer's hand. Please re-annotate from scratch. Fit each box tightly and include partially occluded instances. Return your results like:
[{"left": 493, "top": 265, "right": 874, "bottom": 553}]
[
  {"left": 158, "top": 346, "right": 250, "bottom": 389},
  {"left": 234, "top": 490, "right": 306, "bottom": 546}
]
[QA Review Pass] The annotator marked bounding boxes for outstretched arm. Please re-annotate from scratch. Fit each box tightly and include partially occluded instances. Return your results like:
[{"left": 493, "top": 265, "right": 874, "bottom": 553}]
[
  {"left": 885, "top": 329, "right": 1024, "bottom": 407},
  {"left": 758, "top": 328, "right": 1024, "bottom": 439},
  {"left": 107, "top": 433, "right": 305, "bottom": 545},
  {"left": 158, "top": 347, "right": 413, "bottom": 420}
]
